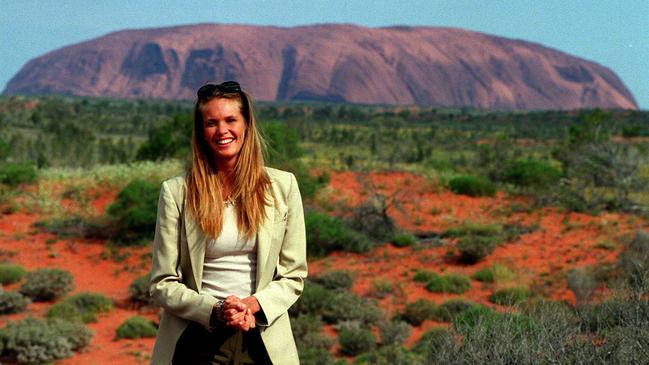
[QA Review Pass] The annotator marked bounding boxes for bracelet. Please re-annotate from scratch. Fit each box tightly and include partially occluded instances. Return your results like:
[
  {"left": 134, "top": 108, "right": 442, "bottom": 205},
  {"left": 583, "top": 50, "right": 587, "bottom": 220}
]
[
  {"left": 215, "top": 300, "right": 225, "bottom": 322},
  {"left": 210, "top": 300, "right": 225, "bottom": 328}
]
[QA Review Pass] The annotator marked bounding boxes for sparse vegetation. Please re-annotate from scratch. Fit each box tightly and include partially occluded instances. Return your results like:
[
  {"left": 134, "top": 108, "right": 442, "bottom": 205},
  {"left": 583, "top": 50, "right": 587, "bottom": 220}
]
[
  {"left": 116, "top": 316, "right": 157, "bottom": 339},
  {"left": 426, "top": 273, "right": 472, "bottom": 294},
  {"left": 449, "top": 175, "right": 496, "bottom": 197},
  {"left": 0, "top": 291, "right": 30, "bottom": 314},
  {"left": 19, "top": 268, "right": 74, "bottom": 301},
  {"left": 0, "top": 263, "right": 27, "bottom": 284}
]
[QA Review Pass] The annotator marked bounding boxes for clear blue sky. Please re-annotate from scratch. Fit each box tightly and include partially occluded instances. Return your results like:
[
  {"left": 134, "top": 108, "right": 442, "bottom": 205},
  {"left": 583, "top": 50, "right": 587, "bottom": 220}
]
[{"left": 2, "top": 0, "right": 647, "bottom": 109}]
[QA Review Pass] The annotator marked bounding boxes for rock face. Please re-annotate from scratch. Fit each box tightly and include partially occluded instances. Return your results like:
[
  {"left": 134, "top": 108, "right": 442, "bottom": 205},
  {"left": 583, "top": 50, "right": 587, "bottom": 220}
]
[{"left": 4, "top": 23, "right": 637, "bottom": 110}]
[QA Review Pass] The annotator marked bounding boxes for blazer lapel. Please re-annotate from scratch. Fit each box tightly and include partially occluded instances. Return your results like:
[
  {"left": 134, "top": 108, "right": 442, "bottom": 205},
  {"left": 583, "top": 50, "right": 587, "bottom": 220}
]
[
  {"left": 183, "top": 209, "right": 207, "bottom": 291},
  {"left": 256, "top": 189, "right": 276, "bottom": 289}
]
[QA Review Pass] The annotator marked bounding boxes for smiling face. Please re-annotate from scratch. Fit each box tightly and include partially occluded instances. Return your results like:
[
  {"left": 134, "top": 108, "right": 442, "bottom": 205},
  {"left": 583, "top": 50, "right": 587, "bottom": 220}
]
[{"left": 201, "top": 97, "right": 247, "bottom": 171}]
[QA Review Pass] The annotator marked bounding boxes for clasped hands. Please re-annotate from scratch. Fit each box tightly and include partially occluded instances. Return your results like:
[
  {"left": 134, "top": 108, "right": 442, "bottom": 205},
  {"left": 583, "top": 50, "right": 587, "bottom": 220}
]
[{"left": 219, "top": 295, "right": 260, "bottom": 331}]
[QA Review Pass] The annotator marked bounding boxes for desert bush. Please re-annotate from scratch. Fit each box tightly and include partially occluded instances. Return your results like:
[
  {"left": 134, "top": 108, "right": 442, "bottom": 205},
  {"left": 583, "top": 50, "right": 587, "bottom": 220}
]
[
  {"left": 355, "top": 345, "right": 426, "bottom": 365},
  {"left": 338, "top": 327, "right": 376, "bottom": 356},
  {"left": 0, "top": 291, "right": 30, "bottom": 314},
  {"left": 618, "top": 230, "right": 649, "bottom": 293},
  {"left": 502, "top": 158, "right": 562, "bottom": 190},
  {"left": 456, "top": 235, "right": 499, "bottom": 263},
  {"left": 0, "top": 263, "right": 27, "bottom": 284},
  {"left": 443, "top": 222, "right": 503, "bottom": 238},
  {"left": 136, "top": 113, "right": 192, "bottom": 162},
  {"left": 19, "top": 268, "right": 74, "bottom": 301},
  {"left": 322, "top": 292, "right": 383, "bottom": 325},
  {"left": 472, "top": 264, "right": 515, "bottom": 283},
  {"left": 378, "top": 320, "right": 411, "bottom": 346},
  {"left": 434, "top": 299, "right": 481, "bottom": 322},
  {"left": 0, "top": 317, "right": 92, "bottom": 364},
  {"left": 129, "top": 273, "right": 154, "bottom": 305},
  {"left": 370, "top": 279, "right": 394, "bottom": 298},
  {"left": 305, "top": 211, "right": 372, "bottom": 257},
  {"left": 290, "top": 283, "right": 333, "bottom": 317},
  {"left": 349, "top": 196, "right": 397, "bottom": 241},
  {"left": 577, "top": 298, "right": 649, "bottom": 333},
  {"left": 64, "top": 292, "right": 112, "bottom": 323},
  {"left": 413, "top": 269, "right": 437, "bottom": 283},
  {"left": 46, "top": 301, "right": 83, "bottom": 323},
  {"left": 413, "top": 327, "right": 455, "bottom": 354},
  {"left": 448, "top": 175, "right": 496, "bottom": 197},
  {"left": 291, "top": 314, "right": 334, "bottom": 352},
  {"left": 401, "top": 299, "right": 438, "bottom": 326},
  {"left": 311, "top": 270, "right": 354, "bottom": 291},
  {"left": 489, "top": 286, "right": 531, "bottom": 305},
  {"left": 107, "top": 179, "right": 159, "bottom": 245},
  {"left": 116, "top": 316, "right": 157, "bottom": 339},
  {"left": 426, "top": 273, "right": 472, "bottom": 294},
  {"left": 299, "top": 348, "right": 337, "bottom": 365},
  {"left": 567, "top": 268, "right": 597, "bottom": 304},
  {"left": 391, "top": 232, "right": 417, "bottom": 247},
  {"left": 0, "top": 162, "right": 37, "bottom": 187}
]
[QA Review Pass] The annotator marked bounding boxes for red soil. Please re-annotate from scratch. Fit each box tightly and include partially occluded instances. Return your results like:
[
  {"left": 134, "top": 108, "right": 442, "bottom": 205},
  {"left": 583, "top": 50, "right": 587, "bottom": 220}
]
[{"left": 0, "top": 170, "right": 645, "bottom": 363}]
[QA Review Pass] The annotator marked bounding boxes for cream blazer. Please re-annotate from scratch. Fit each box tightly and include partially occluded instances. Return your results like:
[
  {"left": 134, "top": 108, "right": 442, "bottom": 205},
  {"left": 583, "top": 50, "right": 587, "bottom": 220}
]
[{"left": 149, "top": 168, "right": 307, "bottom": 365}]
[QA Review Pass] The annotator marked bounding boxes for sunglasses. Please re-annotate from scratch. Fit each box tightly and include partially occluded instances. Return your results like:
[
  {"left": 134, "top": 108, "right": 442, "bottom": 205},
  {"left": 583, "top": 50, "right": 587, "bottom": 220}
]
[{"left": 196, "top": 81, "right": 242, "bottom": 99}]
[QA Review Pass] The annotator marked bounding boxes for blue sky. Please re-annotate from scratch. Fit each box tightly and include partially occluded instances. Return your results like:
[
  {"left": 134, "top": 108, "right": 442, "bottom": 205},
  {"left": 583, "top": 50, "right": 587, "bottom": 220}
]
[{"left": 2, "top": 0, "right": 647, "bottom": 109}]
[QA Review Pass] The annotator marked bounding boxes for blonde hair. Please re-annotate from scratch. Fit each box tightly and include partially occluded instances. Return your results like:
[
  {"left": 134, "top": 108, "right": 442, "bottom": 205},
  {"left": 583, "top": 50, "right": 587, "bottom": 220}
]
[{"left": 186, "top": 88, "right": 271, "bottom": 238}]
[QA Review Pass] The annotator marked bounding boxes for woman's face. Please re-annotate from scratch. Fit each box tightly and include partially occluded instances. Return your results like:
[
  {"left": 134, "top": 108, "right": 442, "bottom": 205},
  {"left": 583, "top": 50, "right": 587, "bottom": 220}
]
[{"left": 201, "top": 97, "right": 247, "bottom": 169}]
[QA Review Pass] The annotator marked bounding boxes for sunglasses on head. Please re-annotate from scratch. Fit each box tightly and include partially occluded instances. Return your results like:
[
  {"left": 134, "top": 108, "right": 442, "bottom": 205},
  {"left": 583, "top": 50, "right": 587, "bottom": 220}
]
[{"left": 196, "top": 81, "right": 242, "bottom": 99}]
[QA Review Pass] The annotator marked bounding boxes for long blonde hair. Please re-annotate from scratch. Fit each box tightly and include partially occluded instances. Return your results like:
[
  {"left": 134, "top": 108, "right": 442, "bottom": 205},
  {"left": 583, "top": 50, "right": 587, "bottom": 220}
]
[{"left": 186, "top": 87, "right": 271, "bottom": 238}]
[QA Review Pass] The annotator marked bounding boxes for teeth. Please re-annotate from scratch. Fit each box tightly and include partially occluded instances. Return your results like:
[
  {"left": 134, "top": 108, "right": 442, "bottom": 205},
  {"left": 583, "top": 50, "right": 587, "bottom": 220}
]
[{"left": 217, "top": 138, "right": 234, "bottom": 145}]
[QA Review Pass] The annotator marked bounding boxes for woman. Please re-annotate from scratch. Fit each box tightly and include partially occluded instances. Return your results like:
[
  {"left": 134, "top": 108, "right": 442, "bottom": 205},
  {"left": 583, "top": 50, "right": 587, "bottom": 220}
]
[{"left": 149, "top": 81, "right": 307, "bottom": 365}]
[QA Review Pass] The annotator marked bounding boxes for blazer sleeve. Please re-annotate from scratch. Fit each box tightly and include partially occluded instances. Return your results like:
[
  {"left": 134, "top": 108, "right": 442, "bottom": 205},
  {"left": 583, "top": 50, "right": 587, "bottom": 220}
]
[
  {"left": 149, "top": 180, "right": 217, "bottom": 328},
  {"left": 253, "top": 172, "right": 307, "bottom": 326}
]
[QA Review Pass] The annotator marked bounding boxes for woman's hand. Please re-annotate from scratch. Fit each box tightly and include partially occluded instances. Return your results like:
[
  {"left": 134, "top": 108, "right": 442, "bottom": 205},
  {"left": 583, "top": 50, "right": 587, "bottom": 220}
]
[{"left": 222, "top": 296, "right": 257, "bottom": 331}]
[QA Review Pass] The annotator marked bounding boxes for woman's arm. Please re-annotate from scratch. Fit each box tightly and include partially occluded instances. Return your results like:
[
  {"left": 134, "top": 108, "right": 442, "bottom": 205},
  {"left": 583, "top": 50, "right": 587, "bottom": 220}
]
[
  {"left": 252, "top": 172, "right": 308, "bottom": 326},
  {"left": 149, "top": 180, "right": 218, "bottom": 329}
]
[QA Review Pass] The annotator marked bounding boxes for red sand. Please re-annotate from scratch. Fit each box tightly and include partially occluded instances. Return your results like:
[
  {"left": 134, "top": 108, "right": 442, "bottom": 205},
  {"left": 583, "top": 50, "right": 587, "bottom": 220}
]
[{"left": 0, "top": 170, "right": 646, "bottom": 363}]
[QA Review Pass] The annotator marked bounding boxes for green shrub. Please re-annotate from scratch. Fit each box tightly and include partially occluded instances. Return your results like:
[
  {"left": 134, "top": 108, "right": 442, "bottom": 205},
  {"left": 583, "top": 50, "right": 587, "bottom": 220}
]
[
  {"left": 19, "top": 268, "right": 74, "bottom": 301},
  {"left": 290, "top": 284, "right": 333, "bottom": 317},
  {"left": 0, "top": 291, "right": 31, "bottom": 314},
  {"left": 0, "top": 263, "right": 27, "bottom": 284},
  {"left": 322, "top": 292, "right": 383, "bottom": 325},
  {"left": 426, "top": 273, "right": 472, "bottom": 294},
  {"left": 452, "top": 305, "right": 499, "bottom": 331},
  {"left": 401, "top": 299, "right": 438, "bottom": 326},
  {"left": 379, "top": 320, "right": 411, "bottom": 346},
  {"left": 311, "top": 270, "right": 354, "bottom": 291},
  {"left": 413, "top": 269, "right": 437, "bottom": 283},
  {"left": 434, "top": 299, "right": 480, "bottom": 322},
  {"left": 349, "top": 197, "right": 397, "bottom": 241},
  {"left": 299, "top": 348, "right": 337, "bottom": 365},
  {"left": 355, "top": 345, "right": 426, "bottom": 365},
  {"left": 107, "top": 179, "right": 159, "bottom": 245},
  {"left": 305, "top": 211, "right": 372, "bottom": 257},
  {"left": 291, "top": 314, "right": 334, "bottom": 352},
  {"left": 489, "top": 286, "right": 531, "bottom": 305},
  {"left": 129, "top": 273, "right": 154, "bottom": 305},
  {"left": 46, "top": 301, "right": 83, "bottom": 323},
  {"left": 472, "top": 264, "right": 515, "bottom": 283},
  {"left": 0, "top": 162, "right": 37, "bottom": 187},
  {"left": 338, "top": 327, "right": 376, "bottom": 356},
  {"left": 503, "top": 158, "right": 562, "bottom": 190},
  {"left": 391, "top": 233, "right": 417, "bottom": 247},
  {"left": 456, "top": 236, "right": 499, "bottom": 263},
  {"left": 443, "top": 222, "right": 502, "bottom": 238},
  {"left": 412, "top": 327, "right": 455, "bottom": 357},
  {"left": 64, "top": 292, "right": 112, "bottom": 323},
  {"left": 448, "top": 175, "right": 496, "bottom": 197},
  {"left": 0, "top": 317, "right": 92, "bottom": 364},
  {"left": 370, "top": 279, "right": 394, "bottom": 298},
  {"left": 116, "top": 316, "right": 157, "bottom": 339}
]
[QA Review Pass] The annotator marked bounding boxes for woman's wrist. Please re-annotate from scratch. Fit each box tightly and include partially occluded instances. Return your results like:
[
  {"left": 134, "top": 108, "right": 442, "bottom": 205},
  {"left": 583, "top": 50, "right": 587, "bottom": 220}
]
[{"left": 210, "top": 300, "right": 225, "bottom": 327}]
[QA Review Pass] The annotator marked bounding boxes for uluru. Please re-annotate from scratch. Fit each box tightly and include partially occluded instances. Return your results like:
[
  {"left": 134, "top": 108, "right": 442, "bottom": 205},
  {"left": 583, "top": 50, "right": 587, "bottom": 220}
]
[{"left": 3, "top": 23, "right": 638, "bottom": 110}]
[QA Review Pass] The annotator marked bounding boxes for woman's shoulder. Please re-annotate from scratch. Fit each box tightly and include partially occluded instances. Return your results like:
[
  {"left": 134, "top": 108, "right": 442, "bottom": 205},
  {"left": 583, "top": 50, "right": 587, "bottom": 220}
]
[
  {"left": 264, "top": 167, "right": 295, "bottom": 185},
  {"left": 160, "top": 175, "right": 187, "bottom": 194}
]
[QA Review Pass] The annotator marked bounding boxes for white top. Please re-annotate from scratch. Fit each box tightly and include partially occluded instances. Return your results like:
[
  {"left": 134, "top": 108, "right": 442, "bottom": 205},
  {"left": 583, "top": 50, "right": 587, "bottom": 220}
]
[{"left": 200, "top": 202, "right": 257, "bottom": 300}]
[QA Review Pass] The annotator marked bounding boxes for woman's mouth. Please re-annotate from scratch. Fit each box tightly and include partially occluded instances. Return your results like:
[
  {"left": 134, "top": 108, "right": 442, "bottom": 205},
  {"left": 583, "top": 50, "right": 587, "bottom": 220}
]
[{"left": 216, "top": 138, "right": 235, "bottom": 145}]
